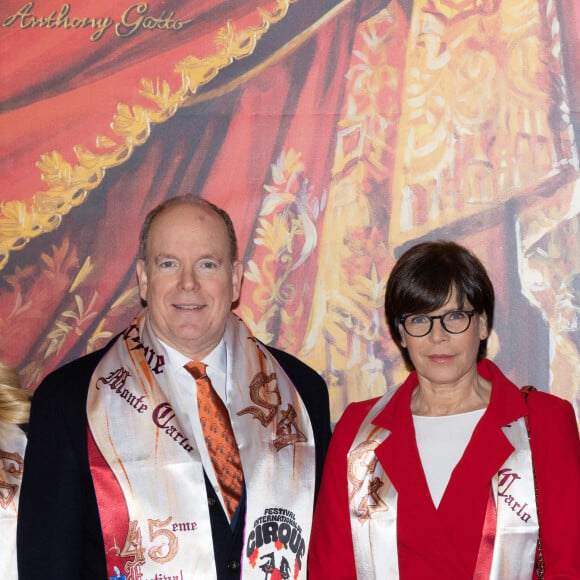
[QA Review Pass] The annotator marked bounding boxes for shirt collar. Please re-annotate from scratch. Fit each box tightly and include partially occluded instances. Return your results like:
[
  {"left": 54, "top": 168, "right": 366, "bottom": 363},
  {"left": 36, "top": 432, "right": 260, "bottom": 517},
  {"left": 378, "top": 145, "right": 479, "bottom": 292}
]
[
  {"left": 156, "top": 335, "right": 226, "bottom": 374},
  {"left": 143, "top": 313, "right": 226, "bottom": 371}
]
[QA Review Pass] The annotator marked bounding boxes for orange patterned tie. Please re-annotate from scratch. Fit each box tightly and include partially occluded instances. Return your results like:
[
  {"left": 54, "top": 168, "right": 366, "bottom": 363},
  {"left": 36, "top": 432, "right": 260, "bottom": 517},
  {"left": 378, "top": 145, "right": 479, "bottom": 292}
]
[{"left": 185, "top": 361, "right": 243, "bottom": 519}]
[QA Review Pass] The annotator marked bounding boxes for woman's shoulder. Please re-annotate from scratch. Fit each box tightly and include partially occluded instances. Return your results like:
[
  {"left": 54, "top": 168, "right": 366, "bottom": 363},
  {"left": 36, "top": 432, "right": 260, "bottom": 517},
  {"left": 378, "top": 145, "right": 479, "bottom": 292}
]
[
  {"left": 523, "top": 385, "right": 573, "bottom": 411},
  {"left": 520, "top": 387, "right": 579, "bottom": 454},
  {"left": 523, "top": 387, "right": 577, "bottom": 426},
  {"left": 330, "top": 396, "right": 382, "bottom": 448},
  {"left": 341, "top": 396, "right": 382, "bottom": 424}
]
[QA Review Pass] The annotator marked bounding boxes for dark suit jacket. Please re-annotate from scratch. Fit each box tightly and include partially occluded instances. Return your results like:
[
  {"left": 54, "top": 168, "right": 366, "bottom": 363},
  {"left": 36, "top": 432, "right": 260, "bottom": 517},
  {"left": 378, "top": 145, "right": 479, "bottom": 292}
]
[{"left": 17, "top": 337, "right": 331, "bottom": 580}]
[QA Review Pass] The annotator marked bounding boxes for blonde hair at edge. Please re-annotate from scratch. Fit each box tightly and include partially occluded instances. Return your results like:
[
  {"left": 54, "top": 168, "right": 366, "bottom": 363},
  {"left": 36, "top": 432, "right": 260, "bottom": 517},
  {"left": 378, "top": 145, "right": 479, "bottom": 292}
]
[{"left": 0, "top": 362, "right": 30, "bottom": 425}]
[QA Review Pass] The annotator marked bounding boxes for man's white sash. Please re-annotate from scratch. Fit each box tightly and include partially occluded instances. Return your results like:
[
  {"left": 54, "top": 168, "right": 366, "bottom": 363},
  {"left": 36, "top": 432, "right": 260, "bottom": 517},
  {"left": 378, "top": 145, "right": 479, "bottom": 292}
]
[
  {"left": 87, "top": 311, "right": 315, "bottom": 580},
  {"left": 347, "top": 390, "right": 539, "bottom": 579}
]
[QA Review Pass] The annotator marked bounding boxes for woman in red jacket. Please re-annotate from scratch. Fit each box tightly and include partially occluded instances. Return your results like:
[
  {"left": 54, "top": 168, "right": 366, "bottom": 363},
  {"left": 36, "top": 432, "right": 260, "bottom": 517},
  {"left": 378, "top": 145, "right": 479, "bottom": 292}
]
[{"left": 309, "top": 241, "right": 580, "bottom": 579}]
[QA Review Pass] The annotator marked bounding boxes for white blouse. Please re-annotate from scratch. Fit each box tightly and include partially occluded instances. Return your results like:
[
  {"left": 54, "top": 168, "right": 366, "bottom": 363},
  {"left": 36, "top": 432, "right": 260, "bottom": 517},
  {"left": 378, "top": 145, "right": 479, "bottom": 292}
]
[{"left": 413, "top": 409, "right": 485, "bottom": 508}]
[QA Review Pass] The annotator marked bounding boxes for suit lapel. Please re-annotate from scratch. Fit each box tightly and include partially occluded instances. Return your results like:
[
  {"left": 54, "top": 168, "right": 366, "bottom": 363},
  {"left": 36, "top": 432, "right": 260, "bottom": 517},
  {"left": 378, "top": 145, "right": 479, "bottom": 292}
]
[
  {"left": 373, "top": 379, "right": 433, "bottom": 515},
  {"left": 438, "top": 362, "right": 527, "bottom": 570},
  {"left": 373, "top": 376, "right": 468, "bottom": 574}
]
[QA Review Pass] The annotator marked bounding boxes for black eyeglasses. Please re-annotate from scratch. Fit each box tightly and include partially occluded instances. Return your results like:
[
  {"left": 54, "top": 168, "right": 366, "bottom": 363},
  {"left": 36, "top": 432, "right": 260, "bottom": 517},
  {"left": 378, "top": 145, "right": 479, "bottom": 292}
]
[{"left": 399, "top": 309, "right": 477, "bottom": 337}]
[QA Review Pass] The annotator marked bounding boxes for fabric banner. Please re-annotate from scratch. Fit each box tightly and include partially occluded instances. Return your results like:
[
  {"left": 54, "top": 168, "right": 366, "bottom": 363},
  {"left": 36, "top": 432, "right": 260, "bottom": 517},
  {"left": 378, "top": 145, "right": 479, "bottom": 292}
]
[{"left": 0, "top": 0, "right": 579, "bottom": 423}]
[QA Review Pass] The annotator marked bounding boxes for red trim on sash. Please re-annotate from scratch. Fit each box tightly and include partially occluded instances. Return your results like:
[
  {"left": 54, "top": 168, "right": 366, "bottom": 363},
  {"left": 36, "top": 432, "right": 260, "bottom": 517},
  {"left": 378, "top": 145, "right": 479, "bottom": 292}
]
[
  {"left": 473, "top": 483, "right": 496, "bottom": 577},
  {"left": 87, "top": 425, "right": 131, "bottom": 576}
]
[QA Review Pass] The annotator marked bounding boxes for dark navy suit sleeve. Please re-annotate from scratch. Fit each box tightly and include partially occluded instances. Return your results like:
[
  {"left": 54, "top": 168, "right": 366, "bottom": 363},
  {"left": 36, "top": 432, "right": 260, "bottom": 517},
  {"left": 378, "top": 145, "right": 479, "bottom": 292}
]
[{"left": 17, "top": 350, "right": 108, "bottom": 580}]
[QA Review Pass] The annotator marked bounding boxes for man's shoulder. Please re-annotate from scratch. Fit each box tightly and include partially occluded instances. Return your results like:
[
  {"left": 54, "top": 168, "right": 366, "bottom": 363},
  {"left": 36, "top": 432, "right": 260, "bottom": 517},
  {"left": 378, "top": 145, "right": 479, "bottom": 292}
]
[
  {"left": 265, "top": 345, "right": 326, "bottom": 394},
  {"left": 265, "top": 345, "right": 331, "bottom": 469},
  {"left": 266, "top": 345, "right": 321, "bottom": 378},
  {"left": 33, "top": 336, "right": 117, "bottom": 403},
  {"left": 265, "top": 344, "right": 329, "bottom": 420}
]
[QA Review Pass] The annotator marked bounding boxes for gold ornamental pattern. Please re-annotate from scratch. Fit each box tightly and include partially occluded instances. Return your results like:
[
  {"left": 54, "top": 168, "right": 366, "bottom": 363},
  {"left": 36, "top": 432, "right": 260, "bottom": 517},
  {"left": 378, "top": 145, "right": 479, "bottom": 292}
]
[{"left": 0, "top": 0, "right": 298, "bottom": 271}]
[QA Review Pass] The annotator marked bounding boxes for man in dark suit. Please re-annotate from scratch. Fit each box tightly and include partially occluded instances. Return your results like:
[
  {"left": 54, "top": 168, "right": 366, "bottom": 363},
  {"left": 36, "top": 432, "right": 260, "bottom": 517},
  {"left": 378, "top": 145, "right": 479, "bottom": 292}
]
[{"left": 18, "top": 195, "right": 331, "bottom": 580}]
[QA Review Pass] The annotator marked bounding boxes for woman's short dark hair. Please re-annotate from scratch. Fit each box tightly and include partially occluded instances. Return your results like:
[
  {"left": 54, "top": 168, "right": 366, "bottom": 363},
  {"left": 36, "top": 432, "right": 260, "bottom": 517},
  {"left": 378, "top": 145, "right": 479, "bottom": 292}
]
[{"left": 385, "top": 240, "right": 494, "bottom": 363}]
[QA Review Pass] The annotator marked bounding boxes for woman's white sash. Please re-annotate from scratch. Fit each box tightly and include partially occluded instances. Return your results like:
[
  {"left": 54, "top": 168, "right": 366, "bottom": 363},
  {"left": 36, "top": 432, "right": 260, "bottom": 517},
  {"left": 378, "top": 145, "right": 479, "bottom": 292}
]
[
  {"left": 0, "top": 421, "right": 26, "bottom": 580},
  {"left": 347, "top": 390, "right": 538, "bottom": 578},
  {"left": 87, "top": 311, "right": 315, "bottom": 580},
  {"left": 348, "top": 389, "right": 400, "bottom": 579},
  {"left": 487, "top": 418, "right": 539, "bottom": 579}
]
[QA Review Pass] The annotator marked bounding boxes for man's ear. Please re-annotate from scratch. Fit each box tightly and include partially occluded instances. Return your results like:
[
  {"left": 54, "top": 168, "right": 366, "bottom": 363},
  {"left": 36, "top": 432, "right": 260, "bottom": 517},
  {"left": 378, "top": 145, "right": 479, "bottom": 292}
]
[
  {"left": 136, "top": 259, "right": 148, "bottom": 302},
  {"left": 231, "top": 260, "right": 243, "bottom": 303}
]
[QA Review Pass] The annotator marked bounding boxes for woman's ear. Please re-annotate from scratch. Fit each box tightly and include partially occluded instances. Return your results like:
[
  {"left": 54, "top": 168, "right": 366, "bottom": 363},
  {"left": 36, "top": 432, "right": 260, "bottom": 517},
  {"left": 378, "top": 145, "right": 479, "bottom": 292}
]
[
  {"left": 478, "top": 312, "right": 488, "bottom": 340},
  {"left": 398, "top": 324, "right": 407, "bottom": 347}
]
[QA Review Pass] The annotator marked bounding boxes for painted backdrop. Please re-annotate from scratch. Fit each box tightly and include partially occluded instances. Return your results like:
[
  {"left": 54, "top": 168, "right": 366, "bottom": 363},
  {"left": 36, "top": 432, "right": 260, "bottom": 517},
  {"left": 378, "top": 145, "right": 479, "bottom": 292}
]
[{"left": 1, "top": 0, "right": 579, "bottom": 423}]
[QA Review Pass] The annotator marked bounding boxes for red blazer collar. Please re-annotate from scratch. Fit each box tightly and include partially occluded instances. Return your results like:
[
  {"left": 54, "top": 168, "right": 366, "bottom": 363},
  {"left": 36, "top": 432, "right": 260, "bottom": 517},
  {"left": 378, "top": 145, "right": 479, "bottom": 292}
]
[
  {"left": 371, "top": 359, "right": 528, "bottom": 433},
  {"left": 369, "top": 359, "right": 529, "bottom": 572}
]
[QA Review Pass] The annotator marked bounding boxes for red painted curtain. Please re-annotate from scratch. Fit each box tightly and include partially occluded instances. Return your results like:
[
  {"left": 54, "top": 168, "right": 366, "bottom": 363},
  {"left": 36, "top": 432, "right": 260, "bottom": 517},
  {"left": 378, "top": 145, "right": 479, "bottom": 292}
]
[{"left": 1, "top": 0, "right": 579, "bottom": 420}]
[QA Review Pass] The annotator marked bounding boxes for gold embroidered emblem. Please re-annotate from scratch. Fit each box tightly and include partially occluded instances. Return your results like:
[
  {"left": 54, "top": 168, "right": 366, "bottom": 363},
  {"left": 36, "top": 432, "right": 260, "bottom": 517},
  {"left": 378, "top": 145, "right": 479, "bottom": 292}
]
[
  {"left": 238, "top": 371, "right": 308, "bottom": 450},
  {"left": 0, "top": 449, "right": 24, "bottom": 509},
  {"left": 348, "top": 440, "right": 389, "bottom": 521},
  {"left": 238, "top": 370, "right": 280, "bottom": 427},
  {"left": 0, "top": 482, "right": 18, "bottom": 509},
  {"left": 273, "top": 404, "right": 307, "bottom": 450}
]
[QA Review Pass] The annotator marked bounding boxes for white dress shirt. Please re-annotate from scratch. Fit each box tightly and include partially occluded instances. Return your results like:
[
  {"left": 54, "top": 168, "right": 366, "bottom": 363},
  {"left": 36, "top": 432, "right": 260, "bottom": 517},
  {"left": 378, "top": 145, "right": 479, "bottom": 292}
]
[{"left": 156, "top": 333, "right": 233, "bottom": 518}]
